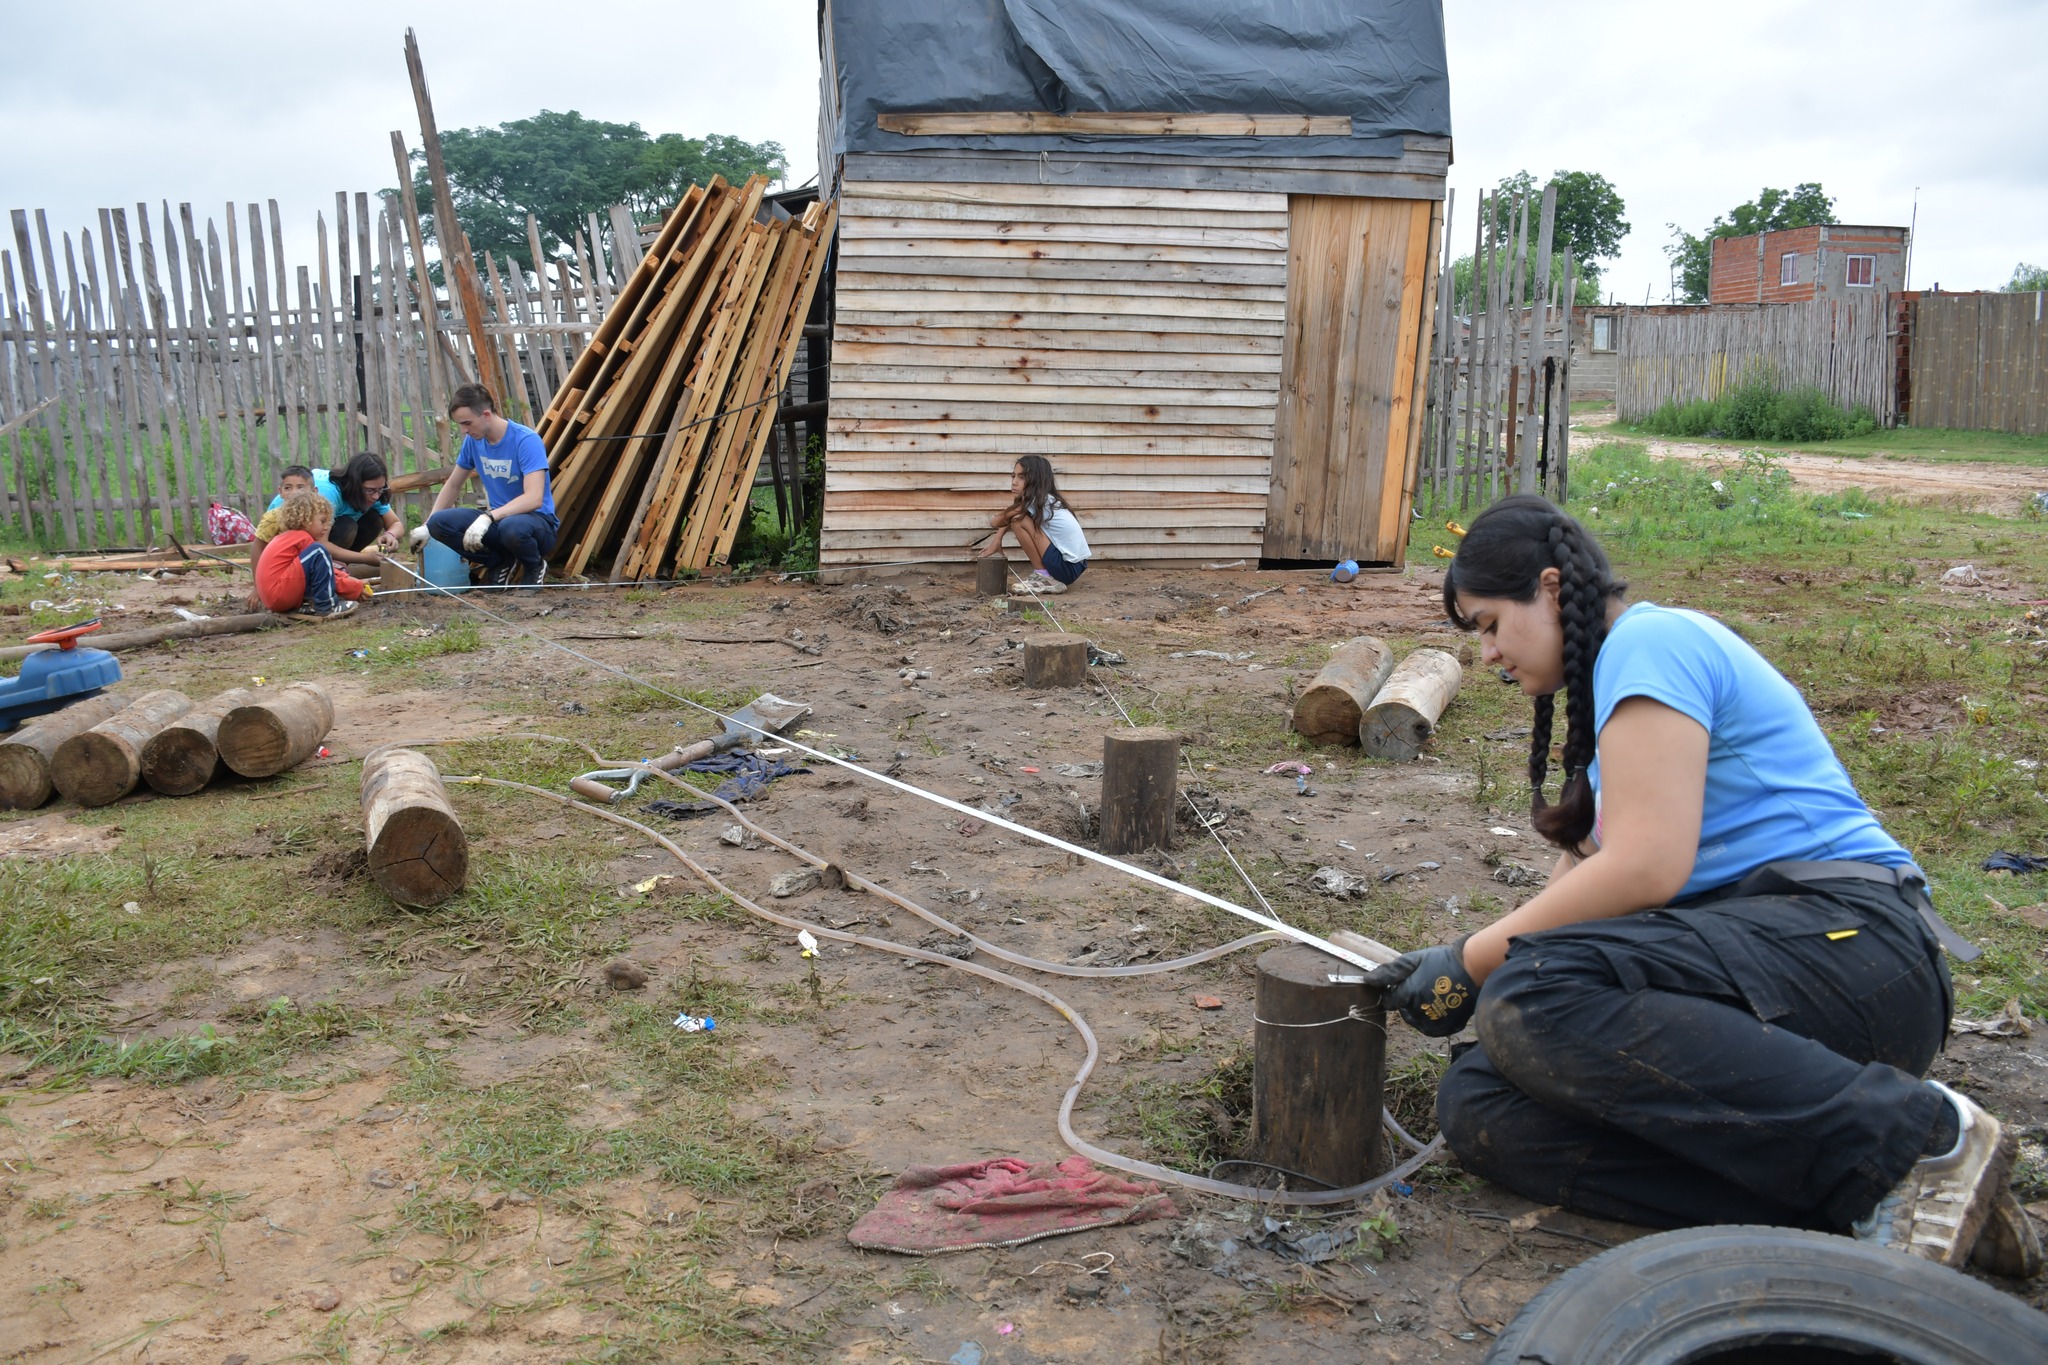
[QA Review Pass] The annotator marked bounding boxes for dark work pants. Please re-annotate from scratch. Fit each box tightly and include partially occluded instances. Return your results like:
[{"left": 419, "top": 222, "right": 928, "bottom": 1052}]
[
  {"left": 332, "top": 513, "right": 382, "bottom": 554},
  {"left": 1437, "top": 869, "right": 1952, "bottom": 1231},
  {"left": 427, "top": 507, "right": 558, "bottom": 574}
]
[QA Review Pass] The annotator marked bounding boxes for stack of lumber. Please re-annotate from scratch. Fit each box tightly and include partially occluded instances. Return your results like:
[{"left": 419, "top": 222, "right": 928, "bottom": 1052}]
[{"left": 537, "top": 175, "right": 836, "bottom": 580}]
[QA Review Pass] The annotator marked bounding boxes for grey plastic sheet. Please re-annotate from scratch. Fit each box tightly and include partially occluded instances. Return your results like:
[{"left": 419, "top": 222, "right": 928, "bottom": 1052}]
[{"left": 824, "top": 0, "right": 1451, "bottom": 162}]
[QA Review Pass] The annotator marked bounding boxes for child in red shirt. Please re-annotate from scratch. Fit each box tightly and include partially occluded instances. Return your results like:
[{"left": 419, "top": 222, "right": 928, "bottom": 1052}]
[{"left": 257, "top": 494, "right": 368, "bottom": 619}]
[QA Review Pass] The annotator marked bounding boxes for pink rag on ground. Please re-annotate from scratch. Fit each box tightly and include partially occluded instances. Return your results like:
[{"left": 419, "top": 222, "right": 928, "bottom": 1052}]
[{"left": 847, "top": 1155, "right": 1179, "bottom": 1254}]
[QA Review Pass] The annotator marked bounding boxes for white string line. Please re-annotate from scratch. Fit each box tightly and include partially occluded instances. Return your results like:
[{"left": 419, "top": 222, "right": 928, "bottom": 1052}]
[
  {"left": 1013, "top": 578, "right": 1285, "bottom": 920},
  {"left": 378, "top": 556, "right": 1380, "bottom": 972}
]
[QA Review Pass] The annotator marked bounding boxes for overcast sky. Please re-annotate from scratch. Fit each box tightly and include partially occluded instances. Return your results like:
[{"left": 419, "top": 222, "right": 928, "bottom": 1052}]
[{"left": 3, "top": 0, "right": 2042, "bottom": 304}]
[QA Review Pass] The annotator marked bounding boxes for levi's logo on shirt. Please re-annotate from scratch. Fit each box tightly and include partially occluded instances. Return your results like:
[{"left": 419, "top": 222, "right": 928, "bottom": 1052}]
[{"left": 481, "top": 456, "right": 514, "bottom": 481}]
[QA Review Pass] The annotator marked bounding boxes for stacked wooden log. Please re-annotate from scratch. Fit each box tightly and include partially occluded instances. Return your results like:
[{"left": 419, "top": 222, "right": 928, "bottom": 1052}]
[
  {"left": 1292, "top": 639, "right": 1464, "bottom": 759},
  {"left": 0, "top": 683, "right": 335, "bottom": 809},
  {"left": 537, "top": 175, "right": 837, "bottom": 580}
]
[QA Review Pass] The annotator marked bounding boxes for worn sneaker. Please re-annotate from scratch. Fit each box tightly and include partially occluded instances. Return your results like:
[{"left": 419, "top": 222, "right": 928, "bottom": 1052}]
[
  {"left": 511, "top": 561, "right": 548, "bottom": 589},
  {"left": 1013, "top": 570, "right": 1068, "bottom": 595},
  {"left": 1853, "top": 1080, "right": 2014, "bottom": 1266},
  {"left": 293, "top": 600, "right": 358, "bottom": 622},
  {"left": 1971, "top": 1190, "right": 2045, "bottom": 1279}
]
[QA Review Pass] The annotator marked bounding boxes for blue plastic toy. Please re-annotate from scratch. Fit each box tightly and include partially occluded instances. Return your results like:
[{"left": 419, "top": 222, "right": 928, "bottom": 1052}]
[
  {"left": 1331, "top": 559, "right": 1359, "bottom": 583},
  {"left": 0, "top": 619, "right": 123, "bottom": 732}
]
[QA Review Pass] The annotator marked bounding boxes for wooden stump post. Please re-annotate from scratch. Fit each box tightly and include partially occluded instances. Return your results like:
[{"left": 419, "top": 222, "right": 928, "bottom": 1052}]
[
  {"left": 362, "top": 747, "right": 469, "bottom": 906},
  {"left": 218, "top": 682, "right": 335, "bottom": 778},
  {"left": 140, "top": 687, "right": 258, "bottom": 796},
  {"left": 975, "top": 556, "right": 1010, "bottom": 597},
  {"left": 1253, "top": 943, "right": 1388, "bottom": 1188},
  {"left": 1361, "top": 649, "right": 1464, "bottom": 760},
  {"left": 1023, "top": 638, "right": 1089, "bottom": 689},
  {"left": 1291, "top": 636, "right": 1393, "bottom": 746},
  {"left": 1100, "top": 727, "right": 1178, "bottom": 855},
  {"left": 0, "top": 695, "right": 127, "bottom": 810},
  {"left": 51, "top": 690, "right": 195, "bottom": 807}
]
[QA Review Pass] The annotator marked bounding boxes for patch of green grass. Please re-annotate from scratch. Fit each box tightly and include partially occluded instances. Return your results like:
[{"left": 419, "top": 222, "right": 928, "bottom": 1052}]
[
  {"left": 1634, "top": 379, "right": 1878, "bottom": 444},
  {"left": 1113, "top": 1043, "right": 1254, "bottom": 1174},
  {"left": 1615, "top": 421, "right": 2048, "bottom": 468},
  {"left": 359, "top": 619, "right": 483, "bottom": 666}
]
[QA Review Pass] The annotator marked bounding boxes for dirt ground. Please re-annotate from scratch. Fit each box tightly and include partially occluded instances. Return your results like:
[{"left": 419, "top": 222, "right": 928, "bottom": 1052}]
[
  {"left": 5, "top": 560, "right": 2048, "bottom": 1362},
  {"left": 1573, "top": 411, "right": 2048, "bottom": 514}
]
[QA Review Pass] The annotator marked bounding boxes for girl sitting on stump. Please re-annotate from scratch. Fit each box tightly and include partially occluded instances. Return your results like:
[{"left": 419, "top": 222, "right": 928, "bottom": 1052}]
[
  {"left": 982, "top": 455, "right": 1089, "bottom": 595},
  {"left": 1364, "top": 493, "right": 2036, "bottom": 1278}
]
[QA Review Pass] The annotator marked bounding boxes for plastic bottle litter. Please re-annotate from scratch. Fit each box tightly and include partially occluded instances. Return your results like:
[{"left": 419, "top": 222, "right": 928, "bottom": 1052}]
[
  {"left": 673, "top": 1013, "right": 716, "bottom": 1033},
  {"left": 1331, "top": 559, "right": 1359, "bottom": 584}
]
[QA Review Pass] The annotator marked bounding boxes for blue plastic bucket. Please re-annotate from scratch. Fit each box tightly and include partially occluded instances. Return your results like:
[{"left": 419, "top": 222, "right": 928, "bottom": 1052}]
[
  {"left": 422, "top": 538, "right": 470, "bottom": 590},
  {"left": 1331, "top": 559, "right": 1359, "bottom": 583}
]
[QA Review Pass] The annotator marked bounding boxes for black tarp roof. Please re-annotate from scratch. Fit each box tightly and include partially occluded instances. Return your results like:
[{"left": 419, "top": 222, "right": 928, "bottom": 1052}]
[{"left": 821, "top": 0, "right": 1450, "bottom": 164}]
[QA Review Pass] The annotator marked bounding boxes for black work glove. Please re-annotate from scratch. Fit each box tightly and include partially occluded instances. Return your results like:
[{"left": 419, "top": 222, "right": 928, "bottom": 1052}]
[{"left": 1364, "top": 937, "right": 1478, "bottom": 1037}]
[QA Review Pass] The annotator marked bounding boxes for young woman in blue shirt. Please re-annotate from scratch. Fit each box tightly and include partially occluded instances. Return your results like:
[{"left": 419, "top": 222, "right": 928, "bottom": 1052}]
[{"left": 1366, "top": 493, "right": 2035, "bottom": 1276}]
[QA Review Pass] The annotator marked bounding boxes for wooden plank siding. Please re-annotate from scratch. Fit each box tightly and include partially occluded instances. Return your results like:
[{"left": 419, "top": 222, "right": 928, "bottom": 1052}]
[
  {"left": 1909, "top": 291, "right": 2048, "bottom": 437},
  {"left": 823, "top": 180, "right": 1287, "bottom": 565},
  {"left": 1264, "top": 195, "right": 1435, "bottom": 563}
]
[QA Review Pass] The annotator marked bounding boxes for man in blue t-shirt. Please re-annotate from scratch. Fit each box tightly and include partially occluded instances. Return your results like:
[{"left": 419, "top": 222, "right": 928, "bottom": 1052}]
[{"left": 426, "top": 384, "right": 558, "bottom": 586}]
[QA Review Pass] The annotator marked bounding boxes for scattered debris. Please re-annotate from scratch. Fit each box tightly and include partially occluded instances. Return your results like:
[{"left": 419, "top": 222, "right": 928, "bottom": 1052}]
[
  {"left": 1193, "top": 996, "right": 1224, "bottom": 1011},
  {"left": 771, "top": 867, "right": 823, "bottom": 898},
  {"left": 1052, "top": 761, "right": 1103, "bottom": 778},
  {"left": 1491, "top": 860, "right": 1542, "bottom": 888},
  {"left": 1263, "top": 761, "right": 1313, "bottom": 777},
  {"left": 1984, "top": 851, "right": 2048, "bottom": 874},
  {"left": 1170, "top": 649, "right": 1255, "bottom": 662},
  {"left": 1309, "top": 866, "right": 1372, "bottom": 900},
  {"left": 673, "top": 1013, "right": 715, "bottom": 1033},
  {"left": 1086, "top": 644, "right": 1126, "bottom": 666},
  {"left": 1952, "top": 1000, "right": 2033, "bottom": 1038},
  {"left": 305, "top": 1287, "right": 342, "bottom": 1313},
  {"left": 1247, "top": 1215, "right": 1358, "bottom": 1265},
  {"left": 1941, "top": 564, "right": 1983, "bottom": 587}
]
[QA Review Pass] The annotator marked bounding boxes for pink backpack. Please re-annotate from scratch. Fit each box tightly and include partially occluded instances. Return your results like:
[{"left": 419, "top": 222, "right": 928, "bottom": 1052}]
[{"left": 207, "top": 501, "right": 257, "bottom": 545}]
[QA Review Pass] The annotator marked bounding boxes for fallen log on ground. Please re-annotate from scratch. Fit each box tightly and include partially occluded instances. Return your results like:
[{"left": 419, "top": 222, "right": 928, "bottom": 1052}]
[
  {"left": 51, "top": 689, "right": 195, "bottom": 806},
  {"left": 140, "top": 687, "right": 258, "bottom": 796},
  {"left": 217, "top": 682, "right": 334, "bottom": 778},
  {"left": 1360, "top": 649, "right": 1463, "bottom": 760},
  {"left": 0, "top": 694, "right": 128, "bottom": 809},
  {"left": 1291, "top": 637, "right": 1394, "bottom": 745},
  {"left": 0, "top": 613, "right": 289, "bottom": 663},
  {"left": 361, "top": 747, "right": 468, "bottom": 906}
]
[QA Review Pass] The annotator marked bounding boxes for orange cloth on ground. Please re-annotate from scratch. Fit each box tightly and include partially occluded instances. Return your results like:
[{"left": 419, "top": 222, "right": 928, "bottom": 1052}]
[{"left": 255, "top": 530, "right": 367, "bottom": 612}]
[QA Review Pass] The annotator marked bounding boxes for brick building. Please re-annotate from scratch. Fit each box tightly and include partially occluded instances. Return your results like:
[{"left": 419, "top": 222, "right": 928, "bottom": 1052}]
[{"left": 1709, "top": 225, "right": 1908, "bottom": 304}]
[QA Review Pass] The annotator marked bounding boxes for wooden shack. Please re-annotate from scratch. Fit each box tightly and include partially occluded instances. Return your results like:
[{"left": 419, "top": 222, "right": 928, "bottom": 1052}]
[{"left": 816, "top": 0, "right": 1453, "bottom": 569}]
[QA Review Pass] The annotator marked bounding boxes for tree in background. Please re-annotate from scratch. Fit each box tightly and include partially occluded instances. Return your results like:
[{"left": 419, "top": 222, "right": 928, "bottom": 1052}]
[
  {"left": 1664, "top": 184, "right": 1837, "bottom": 302},
  {"left": 2005, "top": 263, "right": 2048, "bottom": 292},
  {"left": 409, "top": 110, "right": 786, "bottom": 274},
  {"left": 1453, "top": 170, "right": 1628, "bottom": 311}
]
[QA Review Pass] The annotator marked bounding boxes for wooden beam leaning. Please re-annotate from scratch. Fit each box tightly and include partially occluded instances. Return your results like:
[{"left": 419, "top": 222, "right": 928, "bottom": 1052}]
[{"left": 877, "top": 112, "right": 1352, "bottom": 137}]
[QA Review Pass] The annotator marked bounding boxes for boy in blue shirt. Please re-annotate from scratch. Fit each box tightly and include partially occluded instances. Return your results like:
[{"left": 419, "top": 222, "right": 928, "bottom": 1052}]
[{"left": 426, "top": 384, "right": 557, "bottom": 586}]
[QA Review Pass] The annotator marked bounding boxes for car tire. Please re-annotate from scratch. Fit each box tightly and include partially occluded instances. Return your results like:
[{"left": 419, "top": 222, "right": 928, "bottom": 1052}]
[{"left": 1485, "top": 1224, "right": 2048, "bottom": 1365}]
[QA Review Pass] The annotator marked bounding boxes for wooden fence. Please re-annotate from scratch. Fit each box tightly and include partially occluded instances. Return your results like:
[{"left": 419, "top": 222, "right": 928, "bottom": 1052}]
[
  {"left": 1418, "top": 183, "right": 1575, "bottom": 507},
  {"left": 1614, "top": 293, "right": 1896, "bottom": 426},
  {"left": 0, "top": 194, "right": 645, "bottom": 548},
  {"left": 1909, "top": 290, "right": 2048, "bottom": 436}
]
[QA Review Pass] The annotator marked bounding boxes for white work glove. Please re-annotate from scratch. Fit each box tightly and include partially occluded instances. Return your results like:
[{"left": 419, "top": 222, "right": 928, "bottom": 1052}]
[
  {"left": 408, "top": 524, "right": 430, "bottom": 552},
  {"left": 461, "top": 515, "right": 491, "bottom": 554}
]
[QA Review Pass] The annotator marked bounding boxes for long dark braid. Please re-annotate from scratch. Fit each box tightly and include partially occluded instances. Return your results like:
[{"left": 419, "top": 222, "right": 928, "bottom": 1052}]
[{"left": 1444, "top": 495, "right": 1625, "bottom": 852}]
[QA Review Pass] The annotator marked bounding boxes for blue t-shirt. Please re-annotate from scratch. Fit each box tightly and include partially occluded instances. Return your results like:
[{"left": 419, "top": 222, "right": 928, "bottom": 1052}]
[
  {"left": 458, "top": 421, "right": 554, "bottom": 518},
  {"left": 1588, "top": 602, "right": 1912, "bottom": 899},
  {"left": 266, "top": 469, "right": 390, "bottom": 524}
]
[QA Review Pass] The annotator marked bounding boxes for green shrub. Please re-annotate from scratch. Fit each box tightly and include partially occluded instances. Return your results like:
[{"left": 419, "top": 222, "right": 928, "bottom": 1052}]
[{"left": 1637, "top": 379, "right": 1877, "bottom": 443}]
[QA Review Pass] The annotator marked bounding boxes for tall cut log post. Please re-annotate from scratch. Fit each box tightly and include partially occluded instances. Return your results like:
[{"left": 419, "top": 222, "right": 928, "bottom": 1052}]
[
  {"left": 975, "top": 556, "right": 1010, "bottom": 597},
  {"left": 1291, "top": 636, "right": 1393, "bottom": 745},
  {"left": 362, "top": 747, "right": 468, "bottom": 906},
  {"left": 1361, "top": 649, "right": 1464, "bottom": 760},
  {"left": 1024, "top": 637, "right": 1089, "bottom": 689},
  {"left": 0, "top": 695, "right": 127, "bottom": 810},
  {"left": 51, "top": 690, "right": 195, "bottom": 807},
  {"left": 1253, "top": 943, "right": 1387, "bottom": 1189},
  {"left": 217, "top": 683, "right": 335, "bottom": 778},
  {"left": 140, "top": 687, "right": 258, "bottom": 796},
  {"left": 1100, "top": 727, "right": 1178, "bottom": 855}
]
